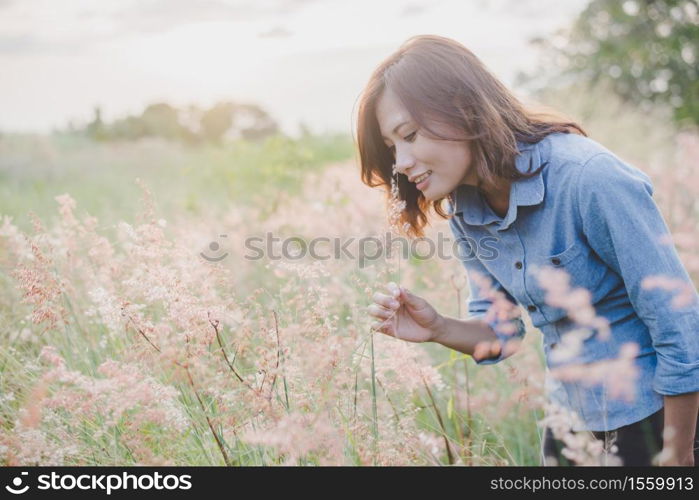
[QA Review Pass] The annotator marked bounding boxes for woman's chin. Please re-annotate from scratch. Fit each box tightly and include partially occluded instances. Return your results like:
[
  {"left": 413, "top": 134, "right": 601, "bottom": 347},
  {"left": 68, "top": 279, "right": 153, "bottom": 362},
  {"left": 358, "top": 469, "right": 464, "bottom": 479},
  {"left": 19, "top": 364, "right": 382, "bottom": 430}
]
[{"left": 420, "top": 187, "right": 441, "bottom": 202}]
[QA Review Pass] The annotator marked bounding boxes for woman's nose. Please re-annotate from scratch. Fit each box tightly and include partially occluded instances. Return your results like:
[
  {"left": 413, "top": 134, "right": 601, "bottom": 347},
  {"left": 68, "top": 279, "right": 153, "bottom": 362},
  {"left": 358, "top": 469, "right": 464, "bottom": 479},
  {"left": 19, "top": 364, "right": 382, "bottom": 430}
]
[{"left": 394, "top": 147, "right": 416, "bottom": 176}]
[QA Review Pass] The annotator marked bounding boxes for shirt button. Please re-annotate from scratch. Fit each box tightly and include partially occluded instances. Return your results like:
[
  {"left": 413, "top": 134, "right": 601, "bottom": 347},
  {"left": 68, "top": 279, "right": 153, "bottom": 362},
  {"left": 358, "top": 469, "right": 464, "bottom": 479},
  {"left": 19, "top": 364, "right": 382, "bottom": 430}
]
[
  {"left": 514, "top": 261, "right": 523, "bottom": 269},
  {"left": 551, "top": 257, "right": 561, "bottom": 265},
  {"left": 527, "top": 305, "right": 537, "bottom": 312}
]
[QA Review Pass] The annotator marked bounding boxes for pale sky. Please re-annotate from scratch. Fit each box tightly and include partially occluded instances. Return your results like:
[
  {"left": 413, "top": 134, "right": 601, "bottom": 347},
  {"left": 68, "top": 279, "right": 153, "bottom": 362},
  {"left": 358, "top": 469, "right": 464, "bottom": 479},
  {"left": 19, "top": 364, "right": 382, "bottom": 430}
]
[{"left": 0, "top": 0, "right": 589, "bottom": 135}]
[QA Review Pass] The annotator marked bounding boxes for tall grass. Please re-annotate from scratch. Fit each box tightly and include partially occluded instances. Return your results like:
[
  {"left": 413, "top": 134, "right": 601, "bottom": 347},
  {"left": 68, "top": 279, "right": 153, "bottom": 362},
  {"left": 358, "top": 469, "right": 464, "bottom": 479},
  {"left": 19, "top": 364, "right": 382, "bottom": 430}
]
[
  {"left": 0, "top": 133, "right": 354, "bottom": 230},
  {"left": 0, "top": 88, "right": 697, "bottom": 465}
]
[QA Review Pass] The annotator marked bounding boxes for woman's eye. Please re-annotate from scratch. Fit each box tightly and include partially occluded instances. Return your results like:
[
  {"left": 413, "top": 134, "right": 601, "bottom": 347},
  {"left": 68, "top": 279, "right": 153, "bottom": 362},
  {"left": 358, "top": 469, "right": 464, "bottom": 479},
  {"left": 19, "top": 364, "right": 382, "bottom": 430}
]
[{"left": 385, "top": 131, "right": 416, "bottom": 154}]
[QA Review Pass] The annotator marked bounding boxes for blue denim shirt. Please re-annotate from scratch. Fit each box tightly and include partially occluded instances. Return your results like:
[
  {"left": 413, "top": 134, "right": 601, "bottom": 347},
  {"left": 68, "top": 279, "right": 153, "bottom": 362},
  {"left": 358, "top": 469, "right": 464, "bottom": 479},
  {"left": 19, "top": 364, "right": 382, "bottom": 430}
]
[{"left": 448, "top": 132, "right": 699, "bottom": 431}]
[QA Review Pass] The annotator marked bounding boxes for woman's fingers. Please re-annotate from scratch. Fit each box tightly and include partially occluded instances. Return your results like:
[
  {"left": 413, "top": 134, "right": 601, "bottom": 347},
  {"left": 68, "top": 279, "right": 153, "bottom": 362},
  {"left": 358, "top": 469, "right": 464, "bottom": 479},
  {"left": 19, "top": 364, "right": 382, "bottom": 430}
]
[
  {"left": 372, "top": 291, "right": 400, "bottom": 310},
  {"left": 473, "top": 341, "right": 490, "bottom": 361},
  {"left": 371, "top": 318, "right": 394, "bottom": 336},
  {"left": 386, "top": 282, "right": 401, "bottom": 298},
  {"left": 367, "top": 304, "right": 394, "bottom": 320},
  {"left": 368, "top": 283, "right": 402, "bottom": 335},
  {"left": 473, "top": 340, "right": 502, "bottom": 361}
]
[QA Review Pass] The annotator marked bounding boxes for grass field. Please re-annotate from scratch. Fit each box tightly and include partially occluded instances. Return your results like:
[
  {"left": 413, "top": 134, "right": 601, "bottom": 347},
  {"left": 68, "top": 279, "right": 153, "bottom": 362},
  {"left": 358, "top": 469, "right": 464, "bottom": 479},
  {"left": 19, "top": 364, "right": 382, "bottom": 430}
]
[{"left": 1, "top": 88, "right": 697, "bottom": 465}]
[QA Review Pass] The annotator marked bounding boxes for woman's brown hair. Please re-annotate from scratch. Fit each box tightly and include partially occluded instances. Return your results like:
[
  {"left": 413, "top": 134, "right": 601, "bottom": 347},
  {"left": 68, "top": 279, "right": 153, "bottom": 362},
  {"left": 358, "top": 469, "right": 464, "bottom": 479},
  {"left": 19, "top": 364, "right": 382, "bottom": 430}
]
[{"left": 356, "top": 35, "right": 586, "bottom": 238}]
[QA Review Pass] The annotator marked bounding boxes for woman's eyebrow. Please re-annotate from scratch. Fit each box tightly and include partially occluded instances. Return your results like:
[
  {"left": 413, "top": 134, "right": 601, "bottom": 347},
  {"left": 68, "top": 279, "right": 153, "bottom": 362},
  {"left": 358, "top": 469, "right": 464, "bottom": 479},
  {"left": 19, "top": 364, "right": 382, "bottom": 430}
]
[{"left": 381, "top": 120, "right": 408, "bottom": 141}]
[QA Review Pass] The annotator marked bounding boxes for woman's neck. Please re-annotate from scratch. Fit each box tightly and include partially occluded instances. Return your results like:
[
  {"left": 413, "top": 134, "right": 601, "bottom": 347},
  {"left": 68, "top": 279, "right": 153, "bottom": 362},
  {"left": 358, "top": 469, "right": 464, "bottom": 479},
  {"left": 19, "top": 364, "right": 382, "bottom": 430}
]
[{"left": 481, "top": 180, "right": 511, "bottom": 218}]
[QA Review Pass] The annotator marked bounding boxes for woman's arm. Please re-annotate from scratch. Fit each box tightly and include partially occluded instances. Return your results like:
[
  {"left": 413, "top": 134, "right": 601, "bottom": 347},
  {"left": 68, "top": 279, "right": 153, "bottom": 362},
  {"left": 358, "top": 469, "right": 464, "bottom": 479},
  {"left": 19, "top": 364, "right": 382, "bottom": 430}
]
[
  {"left": 661, "top": 391, "right": 699, "bottom": 466},
  {"left": 576, "top": 152, "right": 699, "bottom": 464},
  {"left": 448, "top": 217, "right": 526, "bottom": 364},
  {"left": 429, "top": 315, "right": 501, "bottom": 359}
]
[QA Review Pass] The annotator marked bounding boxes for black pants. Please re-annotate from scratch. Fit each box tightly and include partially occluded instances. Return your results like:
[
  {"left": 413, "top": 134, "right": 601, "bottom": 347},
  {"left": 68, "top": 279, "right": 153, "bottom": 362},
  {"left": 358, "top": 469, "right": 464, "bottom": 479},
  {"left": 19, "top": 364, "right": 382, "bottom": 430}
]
[{"left": 542, "top": 408, "right": 699, "bottom": 466}]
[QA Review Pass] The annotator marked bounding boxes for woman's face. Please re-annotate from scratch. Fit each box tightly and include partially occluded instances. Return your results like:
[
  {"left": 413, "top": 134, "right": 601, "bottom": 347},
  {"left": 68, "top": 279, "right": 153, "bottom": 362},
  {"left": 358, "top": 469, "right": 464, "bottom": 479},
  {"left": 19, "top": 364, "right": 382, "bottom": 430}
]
[{"left": 376, "top": 87, "right": 477, "bottom": 202}]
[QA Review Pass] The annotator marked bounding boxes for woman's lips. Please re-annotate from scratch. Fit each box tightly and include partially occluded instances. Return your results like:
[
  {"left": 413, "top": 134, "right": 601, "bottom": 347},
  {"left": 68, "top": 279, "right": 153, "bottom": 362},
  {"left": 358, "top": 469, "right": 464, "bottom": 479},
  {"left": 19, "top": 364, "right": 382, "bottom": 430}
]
[{"left": 416, "top": 172, "right": 431, "bottom": 191}]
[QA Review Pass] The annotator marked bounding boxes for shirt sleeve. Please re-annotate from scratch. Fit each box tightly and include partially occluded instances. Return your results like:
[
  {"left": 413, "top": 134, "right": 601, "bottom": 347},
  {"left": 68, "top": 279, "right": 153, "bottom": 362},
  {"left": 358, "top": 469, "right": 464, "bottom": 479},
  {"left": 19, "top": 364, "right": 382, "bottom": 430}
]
[
  {"left": 575, "top": 152, "right": 699, "bottom": 396},
  {"left": 449, "top": 217, "right": 526, "bottom": 365}
]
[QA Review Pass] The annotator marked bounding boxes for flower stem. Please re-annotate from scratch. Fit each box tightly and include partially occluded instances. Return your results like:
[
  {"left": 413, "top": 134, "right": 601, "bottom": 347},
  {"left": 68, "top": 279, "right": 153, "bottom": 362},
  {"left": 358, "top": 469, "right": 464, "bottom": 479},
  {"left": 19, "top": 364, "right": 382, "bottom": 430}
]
[{"left": 370, "top": 331, "right": 379, "bottom": 464}]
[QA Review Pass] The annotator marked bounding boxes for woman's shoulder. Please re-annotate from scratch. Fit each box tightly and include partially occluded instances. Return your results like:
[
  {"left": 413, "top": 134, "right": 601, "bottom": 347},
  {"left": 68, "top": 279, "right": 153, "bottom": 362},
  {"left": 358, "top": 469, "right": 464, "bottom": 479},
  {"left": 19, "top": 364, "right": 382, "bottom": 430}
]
[
  {"left": 538, "top": 132, "right": 652, "bottom": 193},
  {"left": 538, "top": 132, "right": 615, "bottom": 168}
]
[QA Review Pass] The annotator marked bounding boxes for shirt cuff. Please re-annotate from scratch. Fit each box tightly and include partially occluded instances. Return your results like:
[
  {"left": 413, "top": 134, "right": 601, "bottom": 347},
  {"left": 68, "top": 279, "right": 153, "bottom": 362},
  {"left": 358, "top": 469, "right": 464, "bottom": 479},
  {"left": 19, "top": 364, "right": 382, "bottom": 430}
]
[{"left": 653, "top": 353, "right": 699, "bottom": 395}]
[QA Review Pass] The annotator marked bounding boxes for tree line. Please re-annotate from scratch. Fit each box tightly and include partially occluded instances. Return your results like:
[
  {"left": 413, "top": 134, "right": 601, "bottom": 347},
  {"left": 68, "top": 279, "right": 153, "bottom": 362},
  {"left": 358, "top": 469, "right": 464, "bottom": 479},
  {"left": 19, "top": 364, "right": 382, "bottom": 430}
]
[{"left": 81, "top": 101, "right": 279, "bottom": 144}]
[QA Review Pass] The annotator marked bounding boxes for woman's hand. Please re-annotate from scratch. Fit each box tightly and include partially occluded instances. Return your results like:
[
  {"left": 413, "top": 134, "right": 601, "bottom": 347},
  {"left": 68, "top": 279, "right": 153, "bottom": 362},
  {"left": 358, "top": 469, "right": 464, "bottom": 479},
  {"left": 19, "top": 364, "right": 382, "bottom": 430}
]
[
  {"left": 659, "top": 392, "right": 699, "bottom": 466},
  {"left": 367, "top": 282, "right": 443, "bottom": 343},
  {"left": 658, "top": 449, "right": 695, "bottom": 466}
]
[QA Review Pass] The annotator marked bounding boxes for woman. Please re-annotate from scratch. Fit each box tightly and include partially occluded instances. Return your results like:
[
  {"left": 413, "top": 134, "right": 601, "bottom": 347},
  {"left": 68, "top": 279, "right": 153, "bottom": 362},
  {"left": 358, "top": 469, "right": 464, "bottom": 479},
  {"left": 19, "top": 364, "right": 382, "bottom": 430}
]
[{"left": 359, "top": 35, "right": 699, "bottom": 466}]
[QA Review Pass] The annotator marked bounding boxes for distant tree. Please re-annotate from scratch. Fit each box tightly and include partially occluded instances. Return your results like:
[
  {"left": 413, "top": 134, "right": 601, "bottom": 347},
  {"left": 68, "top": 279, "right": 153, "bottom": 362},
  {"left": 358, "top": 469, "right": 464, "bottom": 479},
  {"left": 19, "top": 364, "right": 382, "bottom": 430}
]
[
  {"left": 86, "top": 106, "right": 107, "bottom": 141},
  {"left": 236, "top": 103, "right": 279, "bottom": 142},
  {"left": 200, "top": 101, "right": 236, "bottom": 143},
  {"left": 140, "top": 103, "right": 186, "bottom": 140},
  {"left": 179, "top": 104, "right": 205, "bottom": 145},
  {"left": 553, "top": 0, "right": 699, "bottom": 126},
  {"left": 199, "top": 102, "right": 279, "bottom": 143},
  {"left": 109, "top": 116, "right": 147, "bottom": 140}
]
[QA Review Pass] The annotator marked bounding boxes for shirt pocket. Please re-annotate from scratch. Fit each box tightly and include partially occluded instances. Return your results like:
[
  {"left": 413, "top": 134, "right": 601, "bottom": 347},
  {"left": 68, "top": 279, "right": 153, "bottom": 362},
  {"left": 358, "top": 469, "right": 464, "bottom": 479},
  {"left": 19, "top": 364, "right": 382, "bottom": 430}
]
[
  {"left": 526, "top": 243, "right": 608, "bottom": 320},
  {"left": 546, "top": 243, "right": 607, "bottom": 291}
]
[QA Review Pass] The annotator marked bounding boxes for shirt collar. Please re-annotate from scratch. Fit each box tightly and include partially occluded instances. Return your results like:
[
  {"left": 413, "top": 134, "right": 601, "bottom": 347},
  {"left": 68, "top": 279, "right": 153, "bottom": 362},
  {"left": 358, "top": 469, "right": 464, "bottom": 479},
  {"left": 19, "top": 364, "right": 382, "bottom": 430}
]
[{"left": 452, "top": 140, "right": 546, "bottom": 230}]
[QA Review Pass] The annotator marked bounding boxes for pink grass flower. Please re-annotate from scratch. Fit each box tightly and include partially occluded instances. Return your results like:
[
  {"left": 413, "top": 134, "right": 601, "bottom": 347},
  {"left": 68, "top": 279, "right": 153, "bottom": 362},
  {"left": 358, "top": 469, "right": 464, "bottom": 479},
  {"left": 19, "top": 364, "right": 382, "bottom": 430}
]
[{"left": 641, "top": 275, "right": 698, "bottom": 309}]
